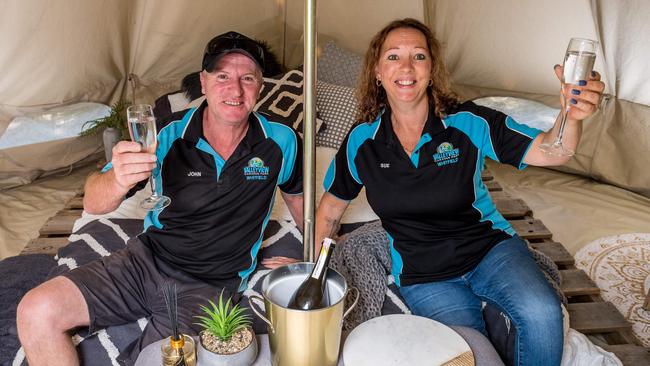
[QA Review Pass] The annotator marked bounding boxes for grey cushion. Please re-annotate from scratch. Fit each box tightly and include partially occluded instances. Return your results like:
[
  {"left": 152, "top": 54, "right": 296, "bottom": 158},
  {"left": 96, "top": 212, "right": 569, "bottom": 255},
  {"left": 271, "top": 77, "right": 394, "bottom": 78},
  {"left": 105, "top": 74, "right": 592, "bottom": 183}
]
[
  {"left": 317, "top": 41, "right": 363, "bottom": 88},
  {"left": 451, "top": 326, "right": 506, "bottom": 366},
  {"left": 315, "top": 81, "right": 358, "bottom": 149}
]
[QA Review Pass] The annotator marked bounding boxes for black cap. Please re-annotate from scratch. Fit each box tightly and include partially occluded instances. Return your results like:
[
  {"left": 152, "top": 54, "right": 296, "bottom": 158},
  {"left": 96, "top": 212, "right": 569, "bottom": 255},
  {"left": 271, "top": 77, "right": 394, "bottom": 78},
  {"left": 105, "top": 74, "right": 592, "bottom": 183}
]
[{"left": 202, "top": 31, "right": 265, "bottom": 73}]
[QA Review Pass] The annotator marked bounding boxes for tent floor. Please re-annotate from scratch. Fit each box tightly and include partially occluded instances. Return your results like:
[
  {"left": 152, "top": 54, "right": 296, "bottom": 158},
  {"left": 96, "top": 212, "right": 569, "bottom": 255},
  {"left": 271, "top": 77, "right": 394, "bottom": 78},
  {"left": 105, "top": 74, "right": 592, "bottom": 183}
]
[{"left": 11, "top": 163, "right": 650, "bottom": 364}]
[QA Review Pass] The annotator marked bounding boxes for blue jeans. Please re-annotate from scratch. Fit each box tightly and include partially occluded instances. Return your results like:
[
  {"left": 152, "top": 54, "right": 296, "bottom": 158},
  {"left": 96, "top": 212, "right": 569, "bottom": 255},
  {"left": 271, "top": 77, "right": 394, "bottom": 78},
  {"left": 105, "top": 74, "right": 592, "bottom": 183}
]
[{"left": 399, "top": 235, "right": 563, "bottom": 366}]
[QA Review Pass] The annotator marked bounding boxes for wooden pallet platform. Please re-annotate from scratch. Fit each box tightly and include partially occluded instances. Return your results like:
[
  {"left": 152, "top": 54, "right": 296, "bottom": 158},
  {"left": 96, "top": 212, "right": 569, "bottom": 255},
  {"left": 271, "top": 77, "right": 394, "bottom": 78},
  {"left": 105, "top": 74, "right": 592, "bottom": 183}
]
[
  {"left": 38, "top": 209, "right": 83, "bottom": 236},
  {"left": 19, "top": 168, "right": 648, "bottom": 365},
  {"left": 484, "top": 180, "right": 502, "bottom": 191},
  {"left": 560, "top": 269, "right": 600, "bottom": 297},
  {"left": 23, "top": 195, "right": 84, "bottom": 254},
  {"left": 494, "top": 198, "right": 532, "bottom": 218},
  {"left": 602, "top": 345, "right": 650, "bottom": 366},
  {"left": 568, "top": 302, "right": 631, "bottom": 334},
  {"left": 528, "top": 239, "right": 575, "bottom": 267},
  {"left": 510, "top": 217, "right": 553, "bottom": 240},
  {"left": 20, "top": 237, "right": 71, "bottom": 256},
  {"left": 481, "top": 169, "right": 647, "bottom": 364}
]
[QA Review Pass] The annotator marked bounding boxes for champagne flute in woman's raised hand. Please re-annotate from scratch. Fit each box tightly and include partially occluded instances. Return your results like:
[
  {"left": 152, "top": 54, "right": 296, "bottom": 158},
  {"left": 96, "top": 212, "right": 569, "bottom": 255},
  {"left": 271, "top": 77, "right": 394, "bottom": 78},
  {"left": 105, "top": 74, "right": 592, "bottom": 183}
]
[
  {"left": 539, "top": 38, "right": 597, "bottom": 157},
  {"left": 127, "top": 104, "right": 171, "bottom": 210}
]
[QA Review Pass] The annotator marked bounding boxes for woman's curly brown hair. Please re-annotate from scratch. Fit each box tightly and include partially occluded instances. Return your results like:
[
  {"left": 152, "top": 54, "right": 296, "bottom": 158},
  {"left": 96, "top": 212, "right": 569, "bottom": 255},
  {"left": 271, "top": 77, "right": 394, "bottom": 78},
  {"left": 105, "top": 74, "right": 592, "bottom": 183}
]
[{"left": 356, "top": 18, "right": 458, "bottom": 123}]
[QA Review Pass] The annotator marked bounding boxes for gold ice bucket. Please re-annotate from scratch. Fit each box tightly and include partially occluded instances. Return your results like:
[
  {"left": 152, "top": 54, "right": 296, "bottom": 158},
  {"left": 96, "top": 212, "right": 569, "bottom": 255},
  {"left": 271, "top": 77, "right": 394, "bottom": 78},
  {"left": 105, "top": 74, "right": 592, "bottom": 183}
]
[{"left": 249, "top": 262, "right": 358, "bottom": 366}]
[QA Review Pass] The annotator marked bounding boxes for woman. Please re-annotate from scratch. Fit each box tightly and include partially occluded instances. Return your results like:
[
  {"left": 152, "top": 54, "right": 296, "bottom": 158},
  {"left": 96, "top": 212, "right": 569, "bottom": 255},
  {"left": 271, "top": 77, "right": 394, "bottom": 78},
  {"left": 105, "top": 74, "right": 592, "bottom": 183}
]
[{"left": 316, "top": 18, "right": 604, "bottom": 365}]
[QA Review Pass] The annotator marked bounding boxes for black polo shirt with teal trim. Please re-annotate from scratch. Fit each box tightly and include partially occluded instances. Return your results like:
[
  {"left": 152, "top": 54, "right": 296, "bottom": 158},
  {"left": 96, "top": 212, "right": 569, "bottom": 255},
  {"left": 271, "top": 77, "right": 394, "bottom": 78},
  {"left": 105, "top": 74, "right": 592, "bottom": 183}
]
[
  {"left": 111, "top": 101, "right": 302, "bottom": 291},
  {"left": 324, "top": 101, "right": 542, "bottom": 286}
]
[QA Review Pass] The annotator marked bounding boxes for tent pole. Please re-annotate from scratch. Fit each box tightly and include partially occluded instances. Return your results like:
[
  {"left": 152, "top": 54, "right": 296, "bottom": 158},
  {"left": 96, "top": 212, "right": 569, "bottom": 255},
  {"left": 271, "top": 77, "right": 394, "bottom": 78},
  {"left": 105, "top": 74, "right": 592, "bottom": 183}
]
[{"left": 303, "top": 0, "right": 317, "bottom": 262}]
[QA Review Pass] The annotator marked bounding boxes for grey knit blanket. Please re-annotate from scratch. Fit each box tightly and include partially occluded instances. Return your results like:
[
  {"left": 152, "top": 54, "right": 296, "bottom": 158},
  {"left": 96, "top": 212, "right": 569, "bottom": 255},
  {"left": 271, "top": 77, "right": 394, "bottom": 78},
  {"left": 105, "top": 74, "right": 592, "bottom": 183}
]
[
  {"left": 330, "top": 221, "right": 391, "bottom": 331},
  {"left": 330, "top": 220, "right": 566, "bottom": 331}
]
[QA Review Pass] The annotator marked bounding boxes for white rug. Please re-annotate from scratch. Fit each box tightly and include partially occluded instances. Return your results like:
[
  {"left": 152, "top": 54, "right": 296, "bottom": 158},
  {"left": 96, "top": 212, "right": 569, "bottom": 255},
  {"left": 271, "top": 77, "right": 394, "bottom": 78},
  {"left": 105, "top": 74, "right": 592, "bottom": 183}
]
[{"left": 575, "top": 233, "right": 650, "bottom": 347}]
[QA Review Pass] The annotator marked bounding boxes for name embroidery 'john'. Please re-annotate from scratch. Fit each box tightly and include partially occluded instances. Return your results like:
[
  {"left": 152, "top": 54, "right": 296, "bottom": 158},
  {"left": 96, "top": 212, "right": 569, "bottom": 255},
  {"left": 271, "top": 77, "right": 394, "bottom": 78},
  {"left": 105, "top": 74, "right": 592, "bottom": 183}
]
[
  {"left": 433, "top": 142, "right": 460, "bottom": 167},
  {"left": 243, "top": 157, "right": 270, "bottom": 180}
]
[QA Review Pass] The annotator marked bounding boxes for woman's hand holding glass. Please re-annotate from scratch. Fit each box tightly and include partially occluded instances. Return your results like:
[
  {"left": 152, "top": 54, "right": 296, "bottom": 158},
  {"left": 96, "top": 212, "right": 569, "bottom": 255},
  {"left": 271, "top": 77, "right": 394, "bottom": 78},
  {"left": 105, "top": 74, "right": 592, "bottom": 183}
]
[
  {"left": 555, "top": 65, "right": 604, "bottom": 122},
  {"left": 540, "top": 38, "right": 605, "bottom": 157}
]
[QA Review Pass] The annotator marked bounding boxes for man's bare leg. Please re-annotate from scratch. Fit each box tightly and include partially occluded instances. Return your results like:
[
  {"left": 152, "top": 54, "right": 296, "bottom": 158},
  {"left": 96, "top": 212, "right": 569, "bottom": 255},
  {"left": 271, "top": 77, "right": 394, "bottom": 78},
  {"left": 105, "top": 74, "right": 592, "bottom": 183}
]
[{"left": 17, "top": 276, "right": 90, "bottom": 366}]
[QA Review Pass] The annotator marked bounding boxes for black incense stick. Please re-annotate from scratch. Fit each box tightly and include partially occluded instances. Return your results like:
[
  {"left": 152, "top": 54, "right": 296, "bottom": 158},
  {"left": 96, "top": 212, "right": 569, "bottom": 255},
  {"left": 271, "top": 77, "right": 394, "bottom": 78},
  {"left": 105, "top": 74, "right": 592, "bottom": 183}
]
[
  {"left": 162, "top": 282, "right": 181, "bottom": 341},
  {"left": 162, "top": 282, "right": 187, "bottom": 366}
]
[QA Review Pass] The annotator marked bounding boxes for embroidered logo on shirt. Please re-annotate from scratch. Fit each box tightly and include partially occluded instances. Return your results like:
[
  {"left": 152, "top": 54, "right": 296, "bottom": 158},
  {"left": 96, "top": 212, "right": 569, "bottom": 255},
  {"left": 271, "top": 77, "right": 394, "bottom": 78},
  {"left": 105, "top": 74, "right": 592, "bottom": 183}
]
[
  {"left": 380, "top": 163, "right": 390, "bottom": 169},
  {"left": 433, "top": 142, "right": 460, "bottom": 167},
  {"left": 187, "top": 171, "right": 202, "bottom": 177},
  {"left": 243, "top": 157, "right": 270, "bottom": 180}
]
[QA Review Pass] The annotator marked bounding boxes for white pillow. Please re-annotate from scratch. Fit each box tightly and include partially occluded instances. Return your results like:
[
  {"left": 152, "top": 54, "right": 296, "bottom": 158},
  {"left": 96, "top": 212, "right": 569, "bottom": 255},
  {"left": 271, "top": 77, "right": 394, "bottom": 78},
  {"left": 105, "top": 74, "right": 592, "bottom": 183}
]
[
  {"left": 271, "top": 146, "right": 379, "bottom": 224},
  {"left": 473, "top": 96, "right": 559, "bottom": 131},
  {"left": 0, "top": 102, "right": 111, "bottom": 149}
]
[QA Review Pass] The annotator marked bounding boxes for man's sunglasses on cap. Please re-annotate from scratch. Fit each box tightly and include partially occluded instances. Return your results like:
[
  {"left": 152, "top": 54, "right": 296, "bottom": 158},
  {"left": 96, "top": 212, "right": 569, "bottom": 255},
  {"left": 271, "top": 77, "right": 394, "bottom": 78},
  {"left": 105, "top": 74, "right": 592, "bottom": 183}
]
[{"left": 202, "top": 31, "right": 265, "bottom": 72}]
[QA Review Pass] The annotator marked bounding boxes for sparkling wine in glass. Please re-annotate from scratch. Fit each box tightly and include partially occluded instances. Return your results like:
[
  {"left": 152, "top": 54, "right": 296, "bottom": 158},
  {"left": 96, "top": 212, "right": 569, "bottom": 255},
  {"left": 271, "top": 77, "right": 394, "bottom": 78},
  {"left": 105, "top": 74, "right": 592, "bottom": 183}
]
[
  {"left": 539, "top": 38, "right": 597, "bottom": 157},
  {"left": 127, "top": 104, "right": 171, "bottom": 210}
]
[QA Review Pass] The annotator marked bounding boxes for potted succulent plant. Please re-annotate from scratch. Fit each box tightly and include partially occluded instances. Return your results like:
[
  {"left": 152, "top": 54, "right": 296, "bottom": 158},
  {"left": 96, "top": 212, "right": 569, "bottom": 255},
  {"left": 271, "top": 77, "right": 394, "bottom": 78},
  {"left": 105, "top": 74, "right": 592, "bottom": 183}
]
[
  {"left": 195, "top": 291, "right": 258, "bottom": 366},
  {"left": 79, "top": 99, "right": 130, "bottom": 162}
]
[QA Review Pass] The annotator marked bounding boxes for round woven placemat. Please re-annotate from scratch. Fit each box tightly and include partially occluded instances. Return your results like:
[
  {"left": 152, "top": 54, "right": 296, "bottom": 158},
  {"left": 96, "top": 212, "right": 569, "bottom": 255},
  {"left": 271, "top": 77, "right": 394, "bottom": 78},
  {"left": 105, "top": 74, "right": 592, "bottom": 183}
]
[{"left": 575, "top": 233, "right": 650, "bottom": 347}]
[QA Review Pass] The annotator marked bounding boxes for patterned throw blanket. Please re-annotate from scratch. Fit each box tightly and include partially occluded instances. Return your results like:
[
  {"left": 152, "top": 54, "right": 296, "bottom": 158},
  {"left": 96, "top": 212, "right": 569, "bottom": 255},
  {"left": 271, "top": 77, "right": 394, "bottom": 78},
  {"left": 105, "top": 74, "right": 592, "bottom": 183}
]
[{"left": 9, "top": 217, "right": 304, "bottom": 366}]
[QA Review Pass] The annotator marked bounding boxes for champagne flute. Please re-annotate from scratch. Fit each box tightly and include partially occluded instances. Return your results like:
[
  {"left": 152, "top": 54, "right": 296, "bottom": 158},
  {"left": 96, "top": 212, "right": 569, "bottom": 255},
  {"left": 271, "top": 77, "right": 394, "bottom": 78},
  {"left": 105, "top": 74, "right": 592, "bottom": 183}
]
[
  {"left": 539, "top": 38, "right": 597, "bottom": 157},
  {"left": 127, "top": 104, "right": 171, "bottom": 210}
]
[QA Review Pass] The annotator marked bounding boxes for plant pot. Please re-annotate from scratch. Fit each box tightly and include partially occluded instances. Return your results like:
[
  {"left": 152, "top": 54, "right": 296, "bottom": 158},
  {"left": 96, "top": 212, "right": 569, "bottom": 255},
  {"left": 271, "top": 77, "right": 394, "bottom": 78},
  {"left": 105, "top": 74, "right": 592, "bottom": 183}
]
[
  {"left": 102, "top": 127, "right": 121, "bottom": 162},
  {"left": 197, "top": 328, "right": 258, "bottom": 366}
]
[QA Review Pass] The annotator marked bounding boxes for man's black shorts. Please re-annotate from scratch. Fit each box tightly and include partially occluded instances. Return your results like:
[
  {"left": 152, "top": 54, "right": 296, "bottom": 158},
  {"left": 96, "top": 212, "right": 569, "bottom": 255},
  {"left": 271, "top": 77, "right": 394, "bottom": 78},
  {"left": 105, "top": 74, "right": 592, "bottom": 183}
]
[{"left": 61, "top": 238, "right": 240, "bottom": 365}]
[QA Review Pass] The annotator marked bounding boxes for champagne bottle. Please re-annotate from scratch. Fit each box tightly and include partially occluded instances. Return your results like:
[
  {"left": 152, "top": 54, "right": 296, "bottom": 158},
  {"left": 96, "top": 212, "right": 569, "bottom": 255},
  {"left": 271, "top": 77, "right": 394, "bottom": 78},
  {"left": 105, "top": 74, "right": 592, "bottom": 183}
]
[{"left": 289, "top": 237, "right": 336, "bottom": 310}]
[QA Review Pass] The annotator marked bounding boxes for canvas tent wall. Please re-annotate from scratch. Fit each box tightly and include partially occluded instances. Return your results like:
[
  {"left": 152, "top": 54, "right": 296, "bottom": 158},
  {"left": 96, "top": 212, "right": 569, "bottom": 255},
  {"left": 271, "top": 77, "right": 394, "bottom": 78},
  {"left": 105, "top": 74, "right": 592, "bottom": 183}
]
[{"left": 0, "top": 0, "right": 648, "bottom": 196}]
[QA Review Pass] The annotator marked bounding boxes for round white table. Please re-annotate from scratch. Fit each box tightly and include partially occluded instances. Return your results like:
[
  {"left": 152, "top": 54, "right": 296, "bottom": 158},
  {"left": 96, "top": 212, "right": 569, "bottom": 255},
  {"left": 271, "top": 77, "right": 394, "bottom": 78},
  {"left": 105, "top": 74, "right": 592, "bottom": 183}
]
[{"left": 343, "top": 314, "right": 474, "bottom": 366}]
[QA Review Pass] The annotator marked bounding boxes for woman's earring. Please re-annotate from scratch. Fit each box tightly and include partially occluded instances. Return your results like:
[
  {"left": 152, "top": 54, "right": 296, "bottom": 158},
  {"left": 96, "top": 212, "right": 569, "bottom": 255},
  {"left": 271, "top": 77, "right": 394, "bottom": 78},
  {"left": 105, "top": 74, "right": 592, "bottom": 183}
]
[
  {"left": 376, "top": 79, "right": 382, "bottom": 87},
  {"left": 428, "top": 79, "right": 433, "bottom": 87}
]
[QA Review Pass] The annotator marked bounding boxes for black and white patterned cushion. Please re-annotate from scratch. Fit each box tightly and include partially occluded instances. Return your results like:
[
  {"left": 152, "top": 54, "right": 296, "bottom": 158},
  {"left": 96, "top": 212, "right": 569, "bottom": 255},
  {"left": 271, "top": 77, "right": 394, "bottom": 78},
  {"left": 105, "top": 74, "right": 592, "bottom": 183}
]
[
  {"left": 256, "top": 69, "right": 324, "bottom": 134},
  {"left": 315, "top": 81, "right": 358, "bottom": 149},
  {"left": 317, "top": 41, "right": 363, "bottom": 88}
]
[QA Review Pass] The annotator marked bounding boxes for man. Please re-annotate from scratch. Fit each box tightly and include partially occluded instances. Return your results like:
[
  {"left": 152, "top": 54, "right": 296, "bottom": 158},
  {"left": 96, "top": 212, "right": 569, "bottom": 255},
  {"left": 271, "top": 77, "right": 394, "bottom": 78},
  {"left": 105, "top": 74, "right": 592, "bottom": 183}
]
[{"left": 17, "top": 31, "right": 304, "bottom": 366}]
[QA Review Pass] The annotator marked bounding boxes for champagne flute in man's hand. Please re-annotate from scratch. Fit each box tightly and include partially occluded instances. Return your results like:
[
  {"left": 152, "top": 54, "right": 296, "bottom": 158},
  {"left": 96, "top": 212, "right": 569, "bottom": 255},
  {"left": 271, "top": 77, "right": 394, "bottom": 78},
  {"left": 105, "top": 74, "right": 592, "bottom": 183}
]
[
  {"left": 539, "top": 38, "right": 597, "bottom": 157},
  {"left": 127, "top": 104, "right": 171, "bottom": 210}
]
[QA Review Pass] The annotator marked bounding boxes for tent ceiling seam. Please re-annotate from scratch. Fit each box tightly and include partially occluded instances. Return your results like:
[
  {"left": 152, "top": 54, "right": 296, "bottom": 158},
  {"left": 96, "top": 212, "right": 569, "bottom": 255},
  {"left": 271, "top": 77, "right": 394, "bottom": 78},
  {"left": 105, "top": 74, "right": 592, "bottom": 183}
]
[{"left": 128, "top": 0, "right": 149, "bottom": 102}]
